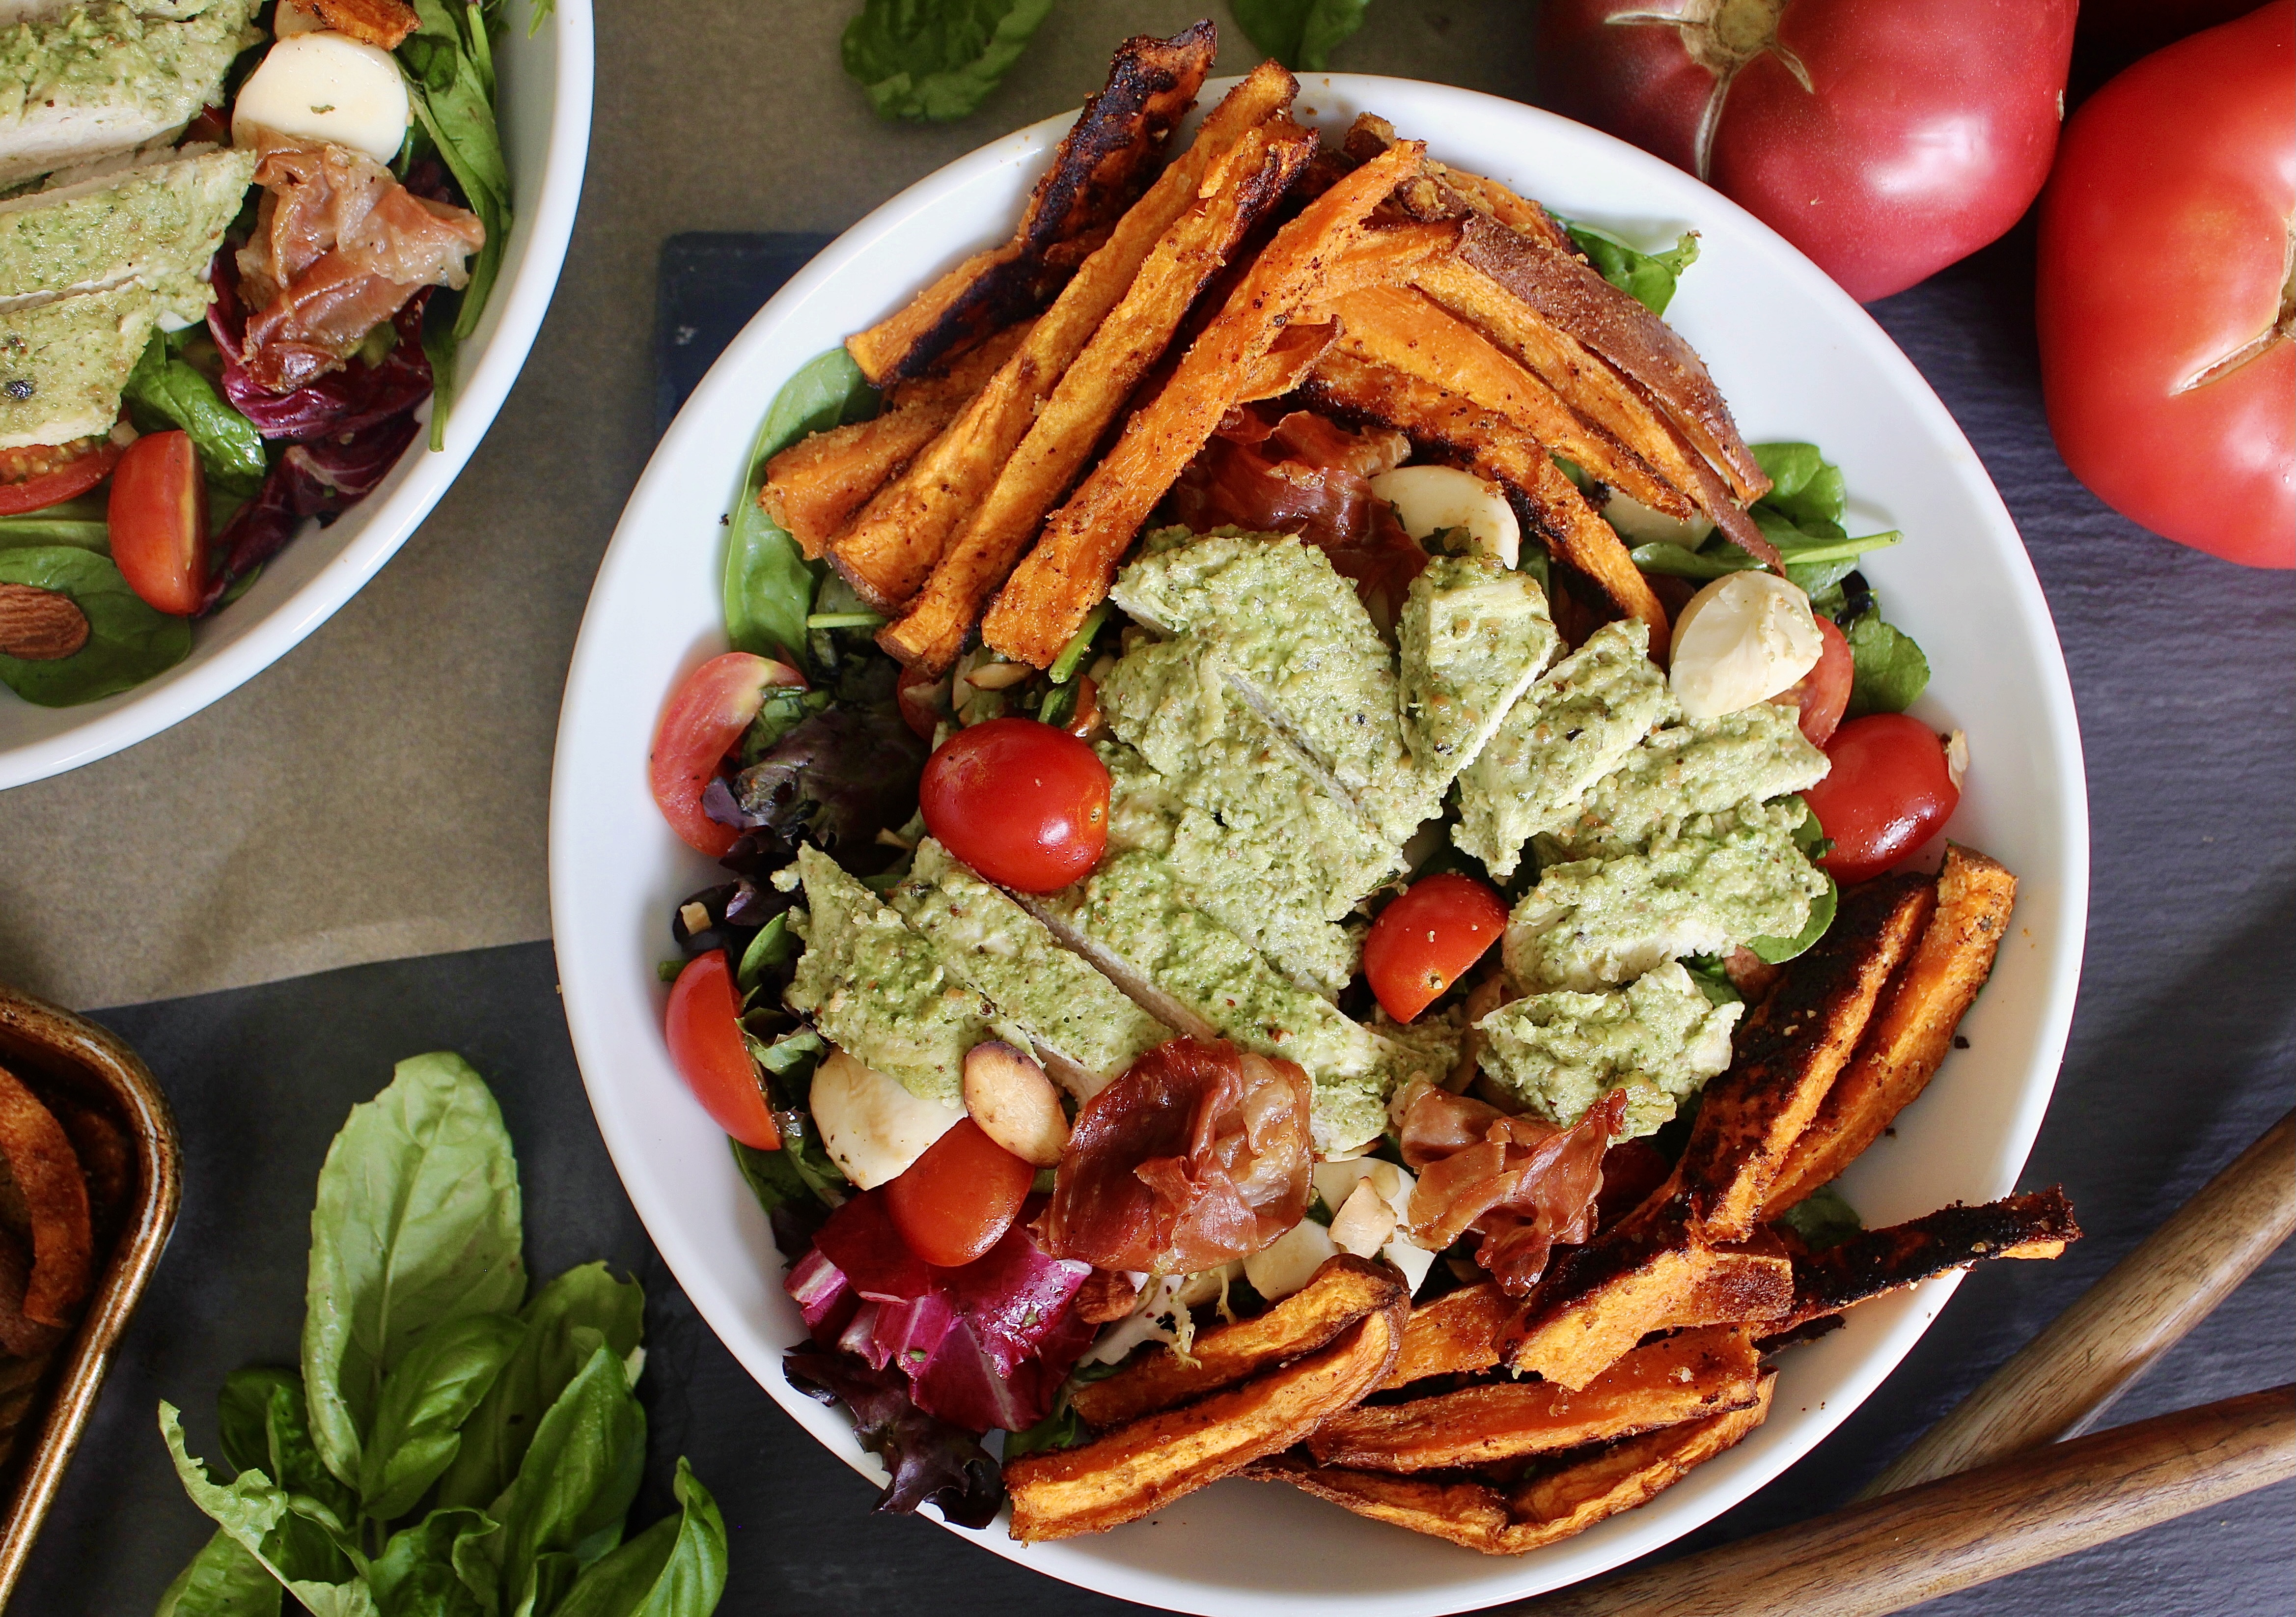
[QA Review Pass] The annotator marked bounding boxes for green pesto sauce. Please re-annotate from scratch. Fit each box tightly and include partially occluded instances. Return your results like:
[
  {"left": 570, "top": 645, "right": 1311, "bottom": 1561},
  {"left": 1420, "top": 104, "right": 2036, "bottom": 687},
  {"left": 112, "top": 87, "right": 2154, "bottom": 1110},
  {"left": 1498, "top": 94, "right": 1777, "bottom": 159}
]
[{"left": 1477, "top": 961, "right": 1742, "bottom": 1137}]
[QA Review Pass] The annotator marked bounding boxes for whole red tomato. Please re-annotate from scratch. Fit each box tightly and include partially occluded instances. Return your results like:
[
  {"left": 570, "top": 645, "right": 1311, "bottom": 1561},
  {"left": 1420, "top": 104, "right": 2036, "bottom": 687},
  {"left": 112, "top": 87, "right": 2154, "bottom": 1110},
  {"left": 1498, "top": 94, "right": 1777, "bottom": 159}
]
[
  {"left": 918, "top": 717, "right": 1109, "bottom": 892},
  {"left": 1534, "top": 0, "right": 2076, "bottom": 302},
  {"left": 2036, "top": 1, "right": 2295, "bottom": 569}
]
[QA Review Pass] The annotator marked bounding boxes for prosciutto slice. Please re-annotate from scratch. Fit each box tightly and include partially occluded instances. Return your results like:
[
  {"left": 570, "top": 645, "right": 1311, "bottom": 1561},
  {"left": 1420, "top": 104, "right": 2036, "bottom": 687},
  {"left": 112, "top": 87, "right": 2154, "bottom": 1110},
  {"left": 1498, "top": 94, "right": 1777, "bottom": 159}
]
[
  {"left": 234, "top": 133, "right": 485, "bottom": 393},
  {"left": 1400, "top": 1086, "right": 1625, "bottom": 1296},
  {"left": 1043, "top": 1038, "right": 1313, "bottom": 1275}
]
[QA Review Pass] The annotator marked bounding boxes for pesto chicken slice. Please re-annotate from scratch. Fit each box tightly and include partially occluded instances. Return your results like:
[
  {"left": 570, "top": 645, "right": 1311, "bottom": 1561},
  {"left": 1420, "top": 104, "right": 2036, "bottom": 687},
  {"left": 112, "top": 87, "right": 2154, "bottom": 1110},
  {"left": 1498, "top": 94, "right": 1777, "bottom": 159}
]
[
  {"left": 1502, "top": 799, "right": 1831, "bottom": 993},
  {"left": 0, "top": 145, "right": 254, "bottom": 304},
  {"left": 886, "top": 837, "right": 1171, "bottom": 1095},
  {"left": 1476, "top": 961, "right": 1742, "bottom": 1138},
  {"left": 1453, "top": 618, "right": 1673, "bottom": 880},
  {"left": 1395, "top": 552, "right": 1558, "bottom": 803},
  {"left": 0, "top": 277, "right": 167, "bottom": 446},
  {"left": 1541, "top": 697, "right": 1830, "bottom": 861}
]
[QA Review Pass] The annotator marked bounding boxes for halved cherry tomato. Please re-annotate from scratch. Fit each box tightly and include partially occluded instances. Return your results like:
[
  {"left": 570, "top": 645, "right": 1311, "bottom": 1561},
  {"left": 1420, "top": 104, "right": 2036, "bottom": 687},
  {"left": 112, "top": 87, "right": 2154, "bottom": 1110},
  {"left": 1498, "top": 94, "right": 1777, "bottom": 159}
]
[
  {"left": 885, "top": 1116, "right": 1034, "bottom": 1268},
  {"left": 1363, "top": 872, "right": 1510, "bottom": 1023},
  {"left": 1802, "top": 713, "right": 1960, "bottom": 884},
  {"left": 0, "top": 437, "right": 122, "bottom": 516},
  {"left": 108, "top": 431, "right": 209, "bottom": 615},
  {"left": 895, "top": 664, "right": 950, "bottom": 742},
  {"left": 650, "top": 652, "right": 805, "bottom": 857},
  {"left": 664, "top": 950, "right": 778, "bottom": 1149},
  {"left": 1778, "top": 614, "right": 1853, "bottom": 746},
  {"left": 919, "top": 716, "right": 1109, "bottom": 892}
]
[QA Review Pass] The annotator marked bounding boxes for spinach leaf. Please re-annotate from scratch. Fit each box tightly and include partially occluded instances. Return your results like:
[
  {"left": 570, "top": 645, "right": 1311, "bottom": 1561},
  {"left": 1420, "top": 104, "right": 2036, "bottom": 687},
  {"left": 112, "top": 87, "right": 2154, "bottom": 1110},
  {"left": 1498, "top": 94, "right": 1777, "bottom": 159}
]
[
  {"left": 0, "top": 513, "right": 109, "bottom": 551},
  {"left": 1563, "top": 223, "right": 1699, "bottom": 316},
  {"left": 159, "top": 1405, "right": 378, "bottom": 1617},
  {"left": 367, "top": 1506, "right": 494, "bottom": 1617},
  {"left": 725, "top": 348, "right": 878, "bottom": 669},
  {"left": 1843, "top": 608, "right": 1930, "bottom": 718},
  {"left": 1231, "top": 0, "right": 1370, "bottom": 71},
  {"left": 1679, "top": 956, "right": 1743, "bottom": 1008},
  {"left": 434, "top": 1262, "right": 644, "bottom": 1513},
  {"left": 1750, "top": 441, "right": 1846, "bottom": 530},
  {"left": 482, "top": 1344, "right": 647, "bottom": 1617},
  {"left": 124, "top": 330, "right": 270, "bottom": 496},
  {"left": 1746, "top": 873, "right": 1836, "bottom": 965},
  {"left": 155, "top": 1529, "right": 284, "bottom": 1617},
  {"left": 734, "top": 912, "right": 797, "bottom": 999},
  {"left": 1778, "top": 1182, "right": 1863, "bottom": 1251},
  {"left": 553, "top": 1460, "right": 727, "bottom": 1617},
  {"left": 840, "top": 0, "right": 1056, "bottom": 122},
  {"left": 360, "top": 1312, "right": 527, "bottom": 1521},
  {"left": 0, "top": 546, "right": 191, "bottom": 706},
  {"left": 303, "top": 1053, "right": 526, "bottom": 1491},
  {"left": 1001, "top": 1401, "right": 1088, "bottom": 1459},
  {"left": 730, "top": 1139, "right": 813, "bottom": 1219}
]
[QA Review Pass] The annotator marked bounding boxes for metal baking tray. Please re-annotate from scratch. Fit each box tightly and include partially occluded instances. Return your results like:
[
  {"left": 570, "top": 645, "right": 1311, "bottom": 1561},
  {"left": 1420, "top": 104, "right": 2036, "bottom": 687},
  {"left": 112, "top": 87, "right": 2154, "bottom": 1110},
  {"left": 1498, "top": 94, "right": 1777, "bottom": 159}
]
[{"left": 0, "top": 984, "right": 181, "bottom": 1605}]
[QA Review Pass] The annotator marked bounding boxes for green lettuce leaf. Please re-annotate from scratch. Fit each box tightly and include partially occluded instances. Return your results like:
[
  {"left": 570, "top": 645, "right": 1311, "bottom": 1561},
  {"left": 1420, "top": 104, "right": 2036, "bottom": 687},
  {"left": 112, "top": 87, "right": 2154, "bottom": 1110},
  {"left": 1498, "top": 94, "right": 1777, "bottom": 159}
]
[
  {"left": 1230, "top": 0, "right": 1370, "bottom": 70},
  {"left": 0, "top": 546, "right": 191, "bottom": 707},
  {"left": 841, "top": 0, "right": 1056, "bottom": 122},
  {"left": 124, "top": 331, "right": 270, "bottom": 496}
]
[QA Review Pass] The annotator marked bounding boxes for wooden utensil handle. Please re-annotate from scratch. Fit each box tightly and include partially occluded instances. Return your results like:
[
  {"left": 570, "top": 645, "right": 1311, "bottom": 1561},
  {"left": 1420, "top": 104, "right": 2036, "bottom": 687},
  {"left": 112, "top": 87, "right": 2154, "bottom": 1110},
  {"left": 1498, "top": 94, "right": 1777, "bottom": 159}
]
[
  {"left": 1862, "top": 1109, "right": 2294, "bottom": 1497},
  {"left": 1524, "top": 1384, "right": 2294, "bottom": 1617}
]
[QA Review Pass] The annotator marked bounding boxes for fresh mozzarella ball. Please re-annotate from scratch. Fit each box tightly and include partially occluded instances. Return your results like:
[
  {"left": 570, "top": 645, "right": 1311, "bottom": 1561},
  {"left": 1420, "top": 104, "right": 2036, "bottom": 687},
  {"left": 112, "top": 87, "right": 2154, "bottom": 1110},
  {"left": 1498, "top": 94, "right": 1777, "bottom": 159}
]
[
  {"left": 1369, "top": 465, "right": 1521, "bottom": 568},
  {"left": 233, "top": 31, "right": 412, "bottom": 166},
  {"left": 1669, "top": 571, "right": 1824, "bottom": 721},
  {"left": 1599, "top": 488, "right": 1714, "bottom": 548},
  {"left": 807, "top": 1048, "right": 962, "bottom": 1190},
  {"left": 1244, "top": 1218, "right": 1340, "bottom": 1302},
  {"left": 272, "top": 0, "right": 326, "bottom": 36}
]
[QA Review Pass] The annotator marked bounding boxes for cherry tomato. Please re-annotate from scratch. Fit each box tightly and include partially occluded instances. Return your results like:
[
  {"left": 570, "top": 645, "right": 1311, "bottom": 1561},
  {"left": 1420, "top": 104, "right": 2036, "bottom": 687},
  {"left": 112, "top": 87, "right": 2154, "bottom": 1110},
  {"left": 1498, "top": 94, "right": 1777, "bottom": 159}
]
[
  {"left": 885, "top": 1117, "right": 1033, "bottom": 1268},
  {"left": 1534, "top": 0, "right": 2076, "bottom": 301},
  {"left": 2036, "top": 1, "right": 2293, "bottom": 568},
  {"left": 108, "top": 431, "right": 209, "bottom": 615},
  {"left": 1778, "top": 614, "right": 1853, "bottom": 746},
  {"left": 919, "top": 717, "right": 1109, "bottom": 892},
  {"left": 650, "top": 652, "right": 806, "bottom": 857},
  {"left": 664, "top": 951, "right": 779, "bottom": 1149},
  {"left": 1363, "top": 872, "right": 1510, "bottom": 1023},
  {"left": 0, "top": 437, "right": 122, "bottom": 516},
  {"left": 1802, "top": 713, "right": 1960, "bottom": 884}
]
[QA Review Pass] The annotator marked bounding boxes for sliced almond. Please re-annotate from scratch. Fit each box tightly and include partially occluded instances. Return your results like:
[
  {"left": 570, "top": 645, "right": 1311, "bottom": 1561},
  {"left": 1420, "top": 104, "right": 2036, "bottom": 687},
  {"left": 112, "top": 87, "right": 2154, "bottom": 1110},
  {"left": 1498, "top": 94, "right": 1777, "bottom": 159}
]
[
  {"left": 963, "top": 1040, "right": 1069, "bottom": 1167},
  {"left": 0, "top": 584, "right": 90, "bottom": 662},
  {"left": 1329, "top": 1179, "right": 1400, "bottom": 1258},
  {"left": 965, "top": 658, "right": 1034, "bottom": 691}
]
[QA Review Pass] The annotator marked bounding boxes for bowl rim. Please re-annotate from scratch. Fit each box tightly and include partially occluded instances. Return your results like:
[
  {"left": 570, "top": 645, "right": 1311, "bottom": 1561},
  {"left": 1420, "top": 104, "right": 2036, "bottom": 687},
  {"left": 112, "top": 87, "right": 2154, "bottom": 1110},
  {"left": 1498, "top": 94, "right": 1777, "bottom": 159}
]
[
  {"left": 551, "top": 71, "right": 2089, "bottom": 1615},
  {"left": 0, "top": 0, "right": 597, "bottom": 791}
]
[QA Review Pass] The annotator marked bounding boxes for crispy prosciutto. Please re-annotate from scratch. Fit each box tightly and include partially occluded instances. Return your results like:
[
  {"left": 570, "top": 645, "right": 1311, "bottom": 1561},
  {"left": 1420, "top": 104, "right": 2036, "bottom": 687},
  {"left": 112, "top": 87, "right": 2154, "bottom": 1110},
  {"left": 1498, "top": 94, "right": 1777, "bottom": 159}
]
[
  {"left": 1165, "top": 406, "right": 1429, "bottom": 627},
  {"left": 1043, "top": 1037, "right": 1313, "bottom": 1275},
  {"left": 1400, "top": 1085, "right": 1626, "bottom": 1296},
  {"left": 234, "top": 133, "right": 485, "bottom": 393}
]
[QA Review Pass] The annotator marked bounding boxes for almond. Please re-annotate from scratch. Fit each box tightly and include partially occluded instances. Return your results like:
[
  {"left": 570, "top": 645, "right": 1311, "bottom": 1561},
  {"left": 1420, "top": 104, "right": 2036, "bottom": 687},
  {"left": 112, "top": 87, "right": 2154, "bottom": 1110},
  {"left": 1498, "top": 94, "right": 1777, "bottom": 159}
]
[
  {"left": 962, "top": 1041, "right": 1069, "bottom": 1167},
  {"left": 0, "top": 583, "right": 89, "bottom": 661}
]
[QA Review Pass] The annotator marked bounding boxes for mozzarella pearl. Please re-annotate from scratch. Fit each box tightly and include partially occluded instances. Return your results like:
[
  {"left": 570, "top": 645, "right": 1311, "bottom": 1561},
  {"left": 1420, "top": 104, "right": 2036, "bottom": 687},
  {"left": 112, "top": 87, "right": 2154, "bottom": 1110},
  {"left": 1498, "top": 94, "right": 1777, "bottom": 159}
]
[
  {"left": 1669, "top": 571, "right": 1824, "bottom": 720},
  {"left": 233, "top": 31, "right": 412, "bottom": 166},
  {"left": 1369, "top": 464, "right": 1521, "bottom": 568},
  {"left": 807, "top": 1048, "right": 962, "bottom": 1190}
]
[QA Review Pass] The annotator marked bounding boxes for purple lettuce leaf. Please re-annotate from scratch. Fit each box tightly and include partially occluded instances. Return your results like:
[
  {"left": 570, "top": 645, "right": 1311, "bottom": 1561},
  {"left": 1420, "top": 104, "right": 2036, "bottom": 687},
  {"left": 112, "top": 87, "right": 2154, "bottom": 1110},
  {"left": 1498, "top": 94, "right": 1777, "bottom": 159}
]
[
  {"left": 206, "top": 260, "right": 435, "bottom": 443},
  {"left": 783, "top": 1344, "right": 1004, "bottom": 1528},
  {"left": 722, "top": 705, "right": 928, "bottom": 854}
]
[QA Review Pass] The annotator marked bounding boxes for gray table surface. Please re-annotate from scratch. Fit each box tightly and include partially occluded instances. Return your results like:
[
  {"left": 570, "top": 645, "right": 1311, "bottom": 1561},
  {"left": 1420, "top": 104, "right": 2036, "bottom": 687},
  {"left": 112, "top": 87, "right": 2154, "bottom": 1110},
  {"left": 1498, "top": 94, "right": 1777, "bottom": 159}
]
[{"left": 1, "top": 1, "right": 2291, "bottom": 1612}]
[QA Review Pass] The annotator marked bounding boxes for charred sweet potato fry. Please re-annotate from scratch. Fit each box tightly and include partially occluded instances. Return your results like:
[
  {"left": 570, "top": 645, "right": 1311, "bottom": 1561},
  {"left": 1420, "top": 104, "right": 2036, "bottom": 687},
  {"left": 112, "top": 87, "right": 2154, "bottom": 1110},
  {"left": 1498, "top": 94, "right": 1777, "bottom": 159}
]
[
  {"left": 1679, "top": 874, "right": 1937, "bottom": 1242},
  {"left": 1310, "top": 1325, "right": 1761, "bottom": 1472},
  {"left": 1662, "top": 1235, "right": 1794, "bottom": 1330},
  {"left": 1005, "top": 1291, "right": 1408, "bottom": 1540},
  {"left": 1381, "top": 1280, "right": 1512, "bottom": 1390},
  {"left": 879, "top": 118, "right": 1317, "bottom": 672},
  {"left": 0, "top": 1064, "right": 92, "bottom": 1329},
  {"left": 845, "top": 24, "right": 1217, "bottom": 385},
  {"left": 1779, "top": 1188, "right": 2081, "bottom": 1331},
  {"left": 1249, "top": 1373, "right": 1774, "bottom": 1554},
  {"left": 305, "top": 0, "right": 418, "bottom": 49},
  {"left": 1069, "top": 1255, "right": 1406, "bottom": 1431},
  {"left": 1763, "top": 848, "right": 2020, "bottom": 1217},
  {"left": 1504, "top": 1199, "right": 1705, "bottom": 1391},
  {"left": 982, "top": 138, "right": 1430, "bottom": 667}
]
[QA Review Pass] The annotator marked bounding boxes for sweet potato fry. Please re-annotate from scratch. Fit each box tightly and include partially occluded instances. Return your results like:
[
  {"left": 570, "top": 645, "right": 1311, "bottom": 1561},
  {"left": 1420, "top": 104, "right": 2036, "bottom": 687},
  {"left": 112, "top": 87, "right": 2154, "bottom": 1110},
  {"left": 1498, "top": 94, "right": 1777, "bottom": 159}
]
[
  {"left": 1309, "top": 1325, "right": 1761, "bottom": 1472},
  {"left": 1662, "top": 1235, "right": 1794, "bottom": 1330},
  {"left": 845, "top": 23, "right": 1217, "bottom": 385},
  {"left": 1678, "top": 873, "right": 1937, "bottom": 1242},
  {"left": 1763, "top": 847, "right": 2019, "bottom": 1217},
  {"left": 1248, "top": 1373, "right": 1774, "bottom": 1554},
  {"left": 0, "top": 1063, "right": 91, "bottom": 1329},
  {"left": 1339, "top": 115, "right": 1578, "bottom": 253},
  {"left": 1382, "top": 1280, "right": 1512, "bottom": 1390},
  {"left": 830, "top": 62, "right": 1301, "bottom": 610},
  {"left": 879, "top": 118, "right": 1316, "bottom": 672},
  {"left": 1779, "top": 1188, "right": 2081, "bottom": 1331},
  {"left": 1004, "top": 1291, "right": 1408, "bottom": 1540},
  {"left": 1302, "top": 349, "right": 1670, "bottom": 645},
  {"left": 982, "top": 138, "right": 1431, "bottom": 667},
  {"left": 1069, "top": 1255, "right": 1406, "bottom": 1431},
  {"left": 1504, "top": 1199, "right": 1705, "bottom": 1391}
]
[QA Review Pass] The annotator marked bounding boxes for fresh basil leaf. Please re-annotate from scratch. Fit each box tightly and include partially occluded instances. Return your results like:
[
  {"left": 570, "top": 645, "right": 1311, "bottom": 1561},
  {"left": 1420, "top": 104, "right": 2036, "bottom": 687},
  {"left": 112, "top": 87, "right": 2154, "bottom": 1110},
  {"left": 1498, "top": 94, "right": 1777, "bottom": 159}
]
[
  {"left": 434, "top": 1263, "right": 644, "bottom": 1514},
  {"left": 1230, "top": 0, "right": 1370, "bottom": 71},
  {"left": 259, "top": 1376, "right": 359, "bottom": 1528},
  {"left": 1747, "top": 872, "right": 1836, "bottom": 965},
  {"left": 218, "top": 1368, "right": 298, "bottom": 1481},
  {"left": 360, "top": 1312, "right": 527, "bottom": 1522},
  {"left": 303, "top": 1053, "right": 526, "bottom": 1492},
  {"left": 367, "top": 1505, "right": 494, "bottom": 1617},
  {"left": 1749, "top": 442, "right": 1847, "bottom": 530},
  {"left": 481, "top": 1345, "right": 646, "bottom": 1617},
  {"left": 124, "top": 330, "right": 270, "bottom": 496},
  {"left": 726, "top": 348, "right": 878, "bottom": 669},
  {"left": 1562, "top": 223, "right": 1699, "bottom": 316},
  {"left": 734, "top": 912, "right": 797, "bottom": 999},
  {"left": 156, "top": 1528, "right": 284, "bottom": 1617},
  {"left": 1778, "top": 1181, "right": 1863, "bottom": 1251},
  {"left": 553, "top": 1459, "right": 727, "bottom": 1617},
  {"left": 159, "top": 1405, "right": 377, "bottom": 1617},
  {"left": 1843, "top": 609, "right": 1930, "bottom": 718},
  {"left": 840, "top": 0, "right": 1056, "bottom": 122},
  {"left": 0, "top": 546, "right": 191, "bottom": 706}
]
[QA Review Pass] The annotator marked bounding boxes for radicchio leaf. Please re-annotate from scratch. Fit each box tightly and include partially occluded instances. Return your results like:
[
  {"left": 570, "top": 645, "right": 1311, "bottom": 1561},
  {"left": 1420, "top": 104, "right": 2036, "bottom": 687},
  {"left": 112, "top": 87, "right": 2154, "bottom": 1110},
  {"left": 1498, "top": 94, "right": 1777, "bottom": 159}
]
[
  {"left": 782, "top": 1344, "right": 1004, "bottom": 1528},
  {"left": 208, "top": 260, "right": 436, "bottom": 443},
  {"left": 198, "top": 412, "right": 423, "bottom": 613}
]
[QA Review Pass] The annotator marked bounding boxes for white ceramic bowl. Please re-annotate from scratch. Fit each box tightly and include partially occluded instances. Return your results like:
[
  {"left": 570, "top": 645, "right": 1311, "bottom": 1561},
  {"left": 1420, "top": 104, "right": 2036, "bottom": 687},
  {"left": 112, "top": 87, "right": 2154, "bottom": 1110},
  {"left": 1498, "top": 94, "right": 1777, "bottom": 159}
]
[
  {"left": 551, "top": 76, "right": 2087, "bottom": 1617},
  {"left": 0, "top": 2, "right": 594, "bottom": 790}
]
